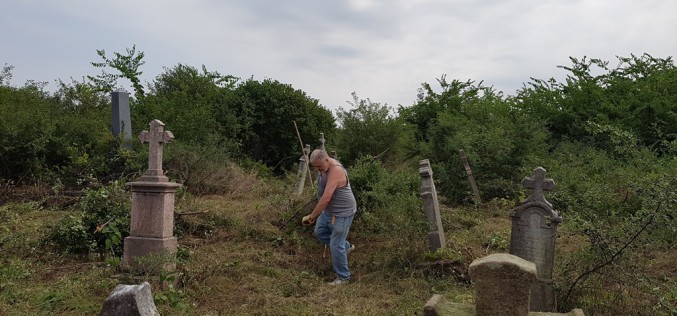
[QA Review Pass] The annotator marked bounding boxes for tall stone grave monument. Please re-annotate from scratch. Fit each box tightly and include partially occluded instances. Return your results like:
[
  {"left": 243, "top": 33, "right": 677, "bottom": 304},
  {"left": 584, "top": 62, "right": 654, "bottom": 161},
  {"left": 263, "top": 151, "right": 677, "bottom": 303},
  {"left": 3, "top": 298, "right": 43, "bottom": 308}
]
[
  {"left": 124, "top": 119, "right": 181, "bottom": 271},
  {"left": 111, "top": 90, "right": 132, "bottom": 148},
  {"left": 419, "top": 159, "right": 446, "bottom": 252},
  {"left": 509, "top": 167, "right": 562, "bottom": 312}
]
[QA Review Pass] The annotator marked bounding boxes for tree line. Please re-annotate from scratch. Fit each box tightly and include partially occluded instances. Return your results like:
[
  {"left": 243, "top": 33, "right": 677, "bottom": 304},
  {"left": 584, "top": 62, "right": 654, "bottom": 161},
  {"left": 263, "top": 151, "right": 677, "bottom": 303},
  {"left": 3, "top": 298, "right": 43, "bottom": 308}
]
[{"left": 1, "top": 50, "right": 675, "bottom": 313}]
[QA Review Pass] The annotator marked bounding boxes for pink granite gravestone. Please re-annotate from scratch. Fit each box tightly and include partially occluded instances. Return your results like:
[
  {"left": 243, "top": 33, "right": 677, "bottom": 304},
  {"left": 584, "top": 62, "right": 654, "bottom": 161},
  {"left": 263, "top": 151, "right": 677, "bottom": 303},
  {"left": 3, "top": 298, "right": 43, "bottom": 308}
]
[{"left": 123, "top": 119, "right": 181, "bottom": 271}]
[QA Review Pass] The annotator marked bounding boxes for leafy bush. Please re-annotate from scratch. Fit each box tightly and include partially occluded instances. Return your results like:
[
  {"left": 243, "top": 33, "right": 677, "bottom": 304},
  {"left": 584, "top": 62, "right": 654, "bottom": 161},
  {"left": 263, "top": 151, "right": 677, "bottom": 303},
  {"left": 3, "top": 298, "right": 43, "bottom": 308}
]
[
  {"left": 46, "top": 181, "right": 130, "bottom": 255},
  {"left": 335, "top": 93, "right": 412, "bottom": 166},
  {"left": 164, "top": 142, "right": 258, "bottom": 196},
  {"left": 529, "top": 142, "right": 677, "bottom": 314},
  {"left": 349, "top": 156, "right": 426, "bottom": 240},
  {"left": 399, "top": 76, "right": 548, "bottom": 204},
  {"left": 0, "top": 78, "right": 144, "bottom": 185},
  {"left": 230, "top": 78, "right": 336, "bottom": 170}
]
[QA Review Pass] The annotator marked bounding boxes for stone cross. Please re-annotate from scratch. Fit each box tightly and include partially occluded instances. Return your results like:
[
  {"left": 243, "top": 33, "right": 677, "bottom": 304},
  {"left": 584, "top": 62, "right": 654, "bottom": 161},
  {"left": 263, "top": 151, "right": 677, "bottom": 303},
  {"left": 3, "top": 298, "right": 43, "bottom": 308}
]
[
  {"left": 522, "top": 167, "right": 555, "bottom": 207},
  {"left": 419, "top": 159, "right": 446, "bottom": 252},
  {"left": 509, "top": 167, "right": 562, "bottom": 312},
  {"left": 124, "top": 120, "right": 180, "bottom": 272},
  {"left": 319, "top": 132, "right": 326, "bottom": 151},
  {"left": 138, "top": 119, "right": 174, "bottom": 182}
]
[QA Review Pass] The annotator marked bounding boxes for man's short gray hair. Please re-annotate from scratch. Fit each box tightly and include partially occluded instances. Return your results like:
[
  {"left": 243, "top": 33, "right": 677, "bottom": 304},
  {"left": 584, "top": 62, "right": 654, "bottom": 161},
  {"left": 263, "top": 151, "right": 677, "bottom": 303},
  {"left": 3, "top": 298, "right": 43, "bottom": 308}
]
[{"left": 309, "top": 149, "right": 329, "bottom": 163}]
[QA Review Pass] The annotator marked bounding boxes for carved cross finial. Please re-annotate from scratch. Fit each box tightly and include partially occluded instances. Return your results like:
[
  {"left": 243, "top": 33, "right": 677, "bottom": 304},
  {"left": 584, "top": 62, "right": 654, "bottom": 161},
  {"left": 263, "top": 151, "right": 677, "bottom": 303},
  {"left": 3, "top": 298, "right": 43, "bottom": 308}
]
[
  {"left": 319, "top": 132, "right": 326, "bottom": 151},
  {"left": 522, "top": 167, "right": 555, "bottom": 204},
  {"left": 139, "top": 119, "right": 174, "bottom": 181}
]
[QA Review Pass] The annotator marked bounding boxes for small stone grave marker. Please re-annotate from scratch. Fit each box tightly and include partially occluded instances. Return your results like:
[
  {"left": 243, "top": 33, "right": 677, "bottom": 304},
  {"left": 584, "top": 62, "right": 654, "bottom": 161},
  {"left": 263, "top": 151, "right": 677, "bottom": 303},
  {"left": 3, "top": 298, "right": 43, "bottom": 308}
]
[
  {"left": 99, "top": 282, "right": 159, "bottom": 316},
  {"left": 509, "top": 167, "right": 562, "bottom": 312}
]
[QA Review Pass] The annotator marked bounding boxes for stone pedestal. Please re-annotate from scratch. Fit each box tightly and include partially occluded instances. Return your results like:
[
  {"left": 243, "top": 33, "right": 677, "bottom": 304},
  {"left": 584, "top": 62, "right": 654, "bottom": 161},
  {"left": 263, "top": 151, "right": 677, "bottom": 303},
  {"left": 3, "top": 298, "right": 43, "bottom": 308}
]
[
  {"left": 123, "top": 119, "right": 180, "bottom": 272},
  {"left": 124, "top": 181, "right": 181, "bottom": 270}
]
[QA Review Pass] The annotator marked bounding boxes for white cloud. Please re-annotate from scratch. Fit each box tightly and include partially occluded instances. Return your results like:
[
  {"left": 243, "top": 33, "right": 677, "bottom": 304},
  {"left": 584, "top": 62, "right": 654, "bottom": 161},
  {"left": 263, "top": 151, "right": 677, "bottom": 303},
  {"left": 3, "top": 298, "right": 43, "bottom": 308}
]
[{"left": 2, "top": 0, "right": 676, "bottom": 112}]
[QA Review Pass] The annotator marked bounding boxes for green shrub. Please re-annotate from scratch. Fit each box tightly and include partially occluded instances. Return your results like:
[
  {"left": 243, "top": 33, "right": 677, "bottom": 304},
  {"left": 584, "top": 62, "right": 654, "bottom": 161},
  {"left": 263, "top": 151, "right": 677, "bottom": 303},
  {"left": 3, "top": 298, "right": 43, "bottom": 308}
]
[
  {"left": 46, "top": 181, "right": 130, "bottom": 255},
  {"left": 46, "top": 214, "right": 91, "bottom": 254},
  {"left": 349, "top": 156, "right": 427, "bottom": 247},
  {"left": 164, "top": 142, "right": 258, "bottom": 196}
]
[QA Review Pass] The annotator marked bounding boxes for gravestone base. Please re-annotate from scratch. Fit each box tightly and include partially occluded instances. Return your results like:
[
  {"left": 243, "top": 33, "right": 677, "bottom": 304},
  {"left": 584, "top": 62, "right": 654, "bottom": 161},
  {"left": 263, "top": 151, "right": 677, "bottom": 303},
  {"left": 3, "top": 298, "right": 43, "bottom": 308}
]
[
  {"left": 530, "top": 280, "right": 557, "bottom": 312},
  {"left": 427, "top": 232, "right": 445, "bottom": 252},
  {"left": 123, "top": 236, "right": 177, "bottom": 272}
]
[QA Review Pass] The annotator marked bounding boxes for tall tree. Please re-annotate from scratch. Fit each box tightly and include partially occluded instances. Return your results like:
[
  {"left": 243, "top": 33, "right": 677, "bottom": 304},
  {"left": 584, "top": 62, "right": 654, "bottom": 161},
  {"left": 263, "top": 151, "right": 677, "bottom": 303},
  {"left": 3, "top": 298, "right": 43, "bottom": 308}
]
[
  {"left": 335, "top": 93, "right": 410, "bottom": 166},
  {"left": 514, "top": 54, "right": 677, "bottom": 155},
  {"left": 231, "top": 78, "right": 336, "bottom": 170},
  {"left": 139, "top": 64, "right": 240, "bottom": 148},
  {"left": 88, "top": 45, "right": 146, "bottom": 100}
]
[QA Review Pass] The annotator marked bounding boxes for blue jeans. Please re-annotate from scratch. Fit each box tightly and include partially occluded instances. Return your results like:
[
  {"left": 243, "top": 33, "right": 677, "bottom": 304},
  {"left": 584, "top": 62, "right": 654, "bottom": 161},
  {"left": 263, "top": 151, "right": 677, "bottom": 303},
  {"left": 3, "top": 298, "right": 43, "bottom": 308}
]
[{"left": 314, "top": 211, "right": 354, "bottom": 280}]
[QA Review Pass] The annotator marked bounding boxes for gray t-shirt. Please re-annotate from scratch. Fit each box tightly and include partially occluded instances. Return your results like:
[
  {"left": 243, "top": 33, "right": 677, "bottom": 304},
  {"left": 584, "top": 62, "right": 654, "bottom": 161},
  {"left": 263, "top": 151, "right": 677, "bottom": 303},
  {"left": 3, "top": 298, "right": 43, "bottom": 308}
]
[{"left": 317, "top": 164, "right": 357, "bottom": 217}]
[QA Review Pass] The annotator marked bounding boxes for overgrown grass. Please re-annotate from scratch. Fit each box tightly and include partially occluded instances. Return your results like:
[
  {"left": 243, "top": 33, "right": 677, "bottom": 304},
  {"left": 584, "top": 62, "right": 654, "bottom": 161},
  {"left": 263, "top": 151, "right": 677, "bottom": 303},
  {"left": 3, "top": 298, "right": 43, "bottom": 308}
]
[{"left": 1, "top": 160, "right": 675, "bottom": 315}]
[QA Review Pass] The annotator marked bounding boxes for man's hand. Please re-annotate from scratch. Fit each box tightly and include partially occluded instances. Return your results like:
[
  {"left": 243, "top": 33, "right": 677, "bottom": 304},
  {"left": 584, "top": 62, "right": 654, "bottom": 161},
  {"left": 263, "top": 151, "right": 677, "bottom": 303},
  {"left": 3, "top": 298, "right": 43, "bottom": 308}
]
[{"left": 302, "top": 215, "right": 316, "bottom": 226}]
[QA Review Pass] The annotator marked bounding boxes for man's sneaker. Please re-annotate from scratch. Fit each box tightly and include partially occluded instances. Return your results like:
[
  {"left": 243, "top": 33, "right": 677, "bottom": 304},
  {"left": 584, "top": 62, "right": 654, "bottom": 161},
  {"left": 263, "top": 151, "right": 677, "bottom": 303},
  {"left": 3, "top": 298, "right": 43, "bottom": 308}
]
[
  {"left": 347, "top": 244, "right": 355, "bottom": 254},
  {"left": 328, "top": 278, "right": 350, "bottom": 286}
]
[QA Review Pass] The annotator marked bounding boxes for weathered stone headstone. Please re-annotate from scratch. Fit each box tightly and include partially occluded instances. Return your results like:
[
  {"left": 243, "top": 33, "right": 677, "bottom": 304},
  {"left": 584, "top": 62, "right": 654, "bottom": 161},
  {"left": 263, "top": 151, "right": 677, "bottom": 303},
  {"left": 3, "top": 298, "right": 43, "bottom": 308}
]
[
  {"left": 419, "top": 159, "right": 446, "bottom": 252},
  {"left": 469, "top": 253, "right": 537, "bottom": 316},
  {"left": 124, "top": 120, "right": 181, "bottom": 271},
  {"left": 509, "top": 167, "right": 562, "bottom": 312},
  {"left": 100, "top": 282, "right": 159, "bottom": 316},
  {"left": 296, "top": 144, "right": 311, "bottom": 196},
  {"left": 111, "top": 90, "right": 132, "bottom": 148}
]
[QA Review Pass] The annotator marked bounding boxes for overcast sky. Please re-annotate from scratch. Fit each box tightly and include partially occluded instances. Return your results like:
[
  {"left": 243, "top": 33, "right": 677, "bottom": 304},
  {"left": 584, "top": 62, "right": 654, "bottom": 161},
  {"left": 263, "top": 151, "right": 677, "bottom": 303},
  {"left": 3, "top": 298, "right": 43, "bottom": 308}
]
[{"left": 2, "top": 0, "right": 676, "bottom": 113}]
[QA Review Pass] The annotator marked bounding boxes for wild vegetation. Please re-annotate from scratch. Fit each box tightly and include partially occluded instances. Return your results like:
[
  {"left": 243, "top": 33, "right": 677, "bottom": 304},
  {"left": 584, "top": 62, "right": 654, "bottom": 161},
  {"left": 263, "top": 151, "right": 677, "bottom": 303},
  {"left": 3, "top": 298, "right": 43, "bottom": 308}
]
[{"left": 0, "top": 52, "right": 675, "bottom": 315}]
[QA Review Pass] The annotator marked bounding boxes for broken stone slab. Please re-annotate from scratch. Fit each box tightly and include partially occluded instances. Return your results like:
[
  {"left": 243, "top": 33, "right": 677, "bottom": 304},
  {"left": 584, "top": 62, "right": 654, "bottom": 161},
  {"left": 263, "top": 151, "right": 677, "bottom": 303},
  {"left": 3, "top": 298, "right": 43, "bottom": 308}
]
[
  {"left": 423, "top": 253, "right": 586, "bottom": 315},
  {"left": 100, "top": 282, "right": 159, "bottom": 316},
  {"left": 469, "top": 253, "right": 537, "bottom": 316},
  {"left": 423, "top": 294, "right": 474, "bottom": 316}
]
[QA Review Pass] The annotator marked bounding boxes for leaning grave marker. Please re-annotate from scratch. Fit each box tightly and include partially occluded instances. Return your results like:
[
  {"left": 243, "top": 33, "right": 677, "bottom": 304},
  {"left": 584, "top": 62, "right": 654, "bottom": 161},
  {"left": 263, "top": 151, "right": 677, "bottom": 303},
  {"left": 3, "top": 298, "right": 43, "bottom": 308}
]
[
  {"left": 123, "top": 119, "right": 181, "bottom": 271},
  {"left": 295, "top": 144, "right": 311, "bottom": 196},
  {"left": 509, "top": 167, "right": 562, "bottom": 312},
  {"left": 419, "top": 159, "right": 446, "bottom": 252}
]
